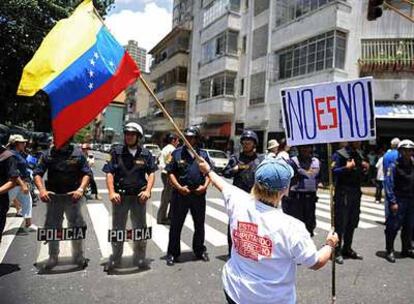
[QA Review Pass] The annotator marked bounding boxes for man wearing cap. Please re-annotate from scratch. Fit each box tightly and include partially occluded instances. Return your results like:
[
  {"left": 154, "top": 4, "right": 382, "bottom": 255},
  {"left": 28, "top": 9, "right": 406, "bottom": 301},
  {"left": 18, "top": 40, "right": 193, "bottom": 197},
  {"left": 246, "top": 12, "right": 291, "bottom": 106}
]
[
  {"left": 223, "top": 130, "right": 264, "bottom": 256},
  {"left": 33, "top": 138, "right": 91, "bottom": 270},
  {"left": 0, "top": 134, "right": 18, "bottom": 244},
  {"left": 7, "top": 134, "right": 37, "bottom": 232},
  {"left": 383, "top": 139, "right": 414, "bottom": 263},
  {"left": 103, "top": 122, "right": 157, "bottom": 271},
  {"left": 383, "top": 138, "right": 400, "bottom": 218},
  {"left": 284, "top": 145, "right": 320, "bottom": 237},
  {"left": 157, "top": 133, "right": 180, "bottom": 225},
  {"left": 165, "top": 126, "right": 211, "bottom": 266},
  {"left": 332, "top": 141, "right": 369, "bottom": 264},
  {"left": 198, "top": 158, "right": 338, "bottom": 304},
  {"left": 266, "top": 139, "right": 279, "bottom": 158}
]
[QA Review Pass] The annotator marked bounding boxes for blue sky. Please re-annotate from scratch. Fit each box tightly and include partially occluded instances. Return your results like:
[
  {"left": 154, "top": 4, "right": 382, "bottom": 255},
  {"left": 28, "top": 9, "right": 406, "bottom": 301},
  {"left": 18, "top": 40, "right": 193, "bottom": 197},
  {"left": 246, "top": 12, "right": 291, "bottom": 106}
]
[
  {"left": 109, "top": 0, "right": 173, "bottom": 15},
  {"left": 105, "top": 0, "right": 173, "bottom": 71}
]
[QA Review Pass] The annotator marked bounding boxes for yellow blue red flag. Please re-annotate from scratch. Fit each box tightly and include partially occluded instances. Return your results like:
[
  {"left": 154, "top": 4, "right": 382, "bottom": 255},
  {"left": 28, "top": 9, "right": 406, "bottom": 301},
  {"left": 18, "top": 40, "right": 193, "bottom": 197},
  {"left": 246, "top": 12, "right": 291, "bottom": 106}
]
[{"left": 17, "top": 0, "right": 140, "bottom": 148}]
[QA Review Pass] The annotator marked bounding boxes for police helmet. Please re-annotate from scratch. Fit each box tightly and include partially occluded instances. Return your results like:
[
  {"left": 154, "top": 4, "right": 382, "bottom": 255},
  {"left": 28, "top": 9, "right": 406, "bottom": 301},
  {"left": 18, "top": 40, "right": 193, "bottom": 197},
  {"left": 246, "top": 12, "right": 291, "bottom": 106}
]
[
  {"left": 240, "top": 130, "right": 258, "bottom": 144},
  {"left": 398, "top": 139, "right": 414, "bottom": 149},
  {"left": 123, "top": 122, "right": 143, "bottom": 136},
  {"left": 166, "top": 133, "right": 178, "bottom": 143},
  {"left": 183, "top": 126, "right": 200, "bottom": 137}
]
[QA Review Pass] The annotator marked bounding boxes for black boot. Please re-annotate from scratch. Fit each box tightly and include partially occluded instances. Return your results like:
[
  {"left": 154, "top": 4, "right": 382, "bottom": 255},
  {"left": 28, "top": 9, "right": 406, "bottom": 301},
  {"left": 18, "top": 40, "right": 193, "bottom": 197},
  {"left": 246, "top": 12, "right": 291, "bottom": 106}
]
[{"left": 385, "top": 251, "right": 396, "bottom": 263}]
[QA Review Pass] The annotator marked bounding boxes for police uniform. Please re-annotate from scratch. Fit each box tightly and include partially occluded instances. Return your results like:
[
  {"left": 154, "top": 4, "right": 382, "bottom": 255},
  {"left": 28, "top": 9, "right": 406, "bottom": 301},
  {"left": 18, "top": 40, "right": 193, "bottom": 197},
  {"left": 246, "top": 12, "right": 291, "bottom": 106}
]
[
  {"left": 383, "top": 143, "right": 414, "bottom": 262},
  {"left": 332, "top": 146, "right": 365, "bottom": 262},
  {"left": 33, "top": 144, "right": 91, "bottom": 264},
  {"left": 102, "top": 144, "right": 157, "bottom": 266},
  {"left": 284, "top": 155, "right": 320, "bottom": 237},
  {"left": 0, "top": 147, "right": 18, "bottom": 242},
  {"left": 166, "top": 145, "right": 211, "bottom": 261}
]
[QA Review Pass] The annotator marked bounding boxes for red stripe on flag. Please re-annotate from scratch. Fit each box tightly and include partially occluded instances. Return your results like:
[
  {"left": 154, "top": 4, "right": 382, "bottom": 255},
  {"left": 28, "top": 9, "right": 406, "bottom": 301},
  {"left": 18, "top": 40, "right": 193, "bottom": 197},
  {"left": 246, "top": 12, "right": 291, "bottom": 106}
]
[{"left": 52, "top": 52, "right": 139, "bottom": 148}]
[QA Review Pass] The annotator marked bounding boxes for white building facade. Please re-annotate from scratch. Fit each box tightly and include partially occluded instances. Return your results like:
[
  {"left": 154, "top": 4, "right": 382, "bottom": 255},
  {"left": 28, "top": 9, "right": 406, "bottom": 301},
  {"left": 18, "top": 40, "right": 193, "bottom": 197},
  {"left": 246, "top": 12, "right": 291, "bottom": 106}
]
[{"left": 188, "top": 0, "right": 414, "bottom": 151}]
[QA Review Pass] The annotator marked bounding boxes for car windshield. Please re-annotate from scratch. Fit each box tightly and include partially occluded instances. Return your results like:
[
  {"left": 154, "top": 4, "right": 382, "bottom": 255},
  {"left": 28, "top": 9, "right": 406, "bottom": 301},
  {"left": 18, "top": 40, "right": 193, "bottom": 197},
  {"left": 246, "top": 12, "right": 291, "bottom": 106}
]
[{"left": 208, "top": 151, "right": 227, "bottom": 158}]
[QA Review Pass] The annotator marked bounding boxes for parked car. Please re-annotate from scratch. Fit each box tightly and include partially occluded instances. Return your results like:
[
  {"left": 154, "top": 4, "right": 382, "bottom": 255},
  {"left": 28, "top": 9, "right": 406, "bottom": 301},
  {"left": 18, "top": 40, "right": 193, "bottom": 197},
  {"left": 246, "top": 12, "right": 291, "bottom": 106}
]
[
  {"left": 204, "top": 149, "right": 229, "bottom": 174},
  {"left": 143, "top": 143, "right": 161, "bottom": 165}
]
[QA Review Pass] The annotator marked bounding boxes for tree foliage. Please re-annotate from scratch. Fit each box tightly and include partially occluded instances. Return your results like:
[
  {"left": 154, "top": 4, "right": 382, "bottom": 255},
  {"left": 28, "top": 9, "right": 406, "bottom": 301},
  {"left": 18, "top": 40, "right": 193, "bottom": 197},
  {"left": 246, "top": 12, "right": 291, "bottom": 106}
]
[{"left": 0, "top": 0, "right": 115, "bottom": 131}]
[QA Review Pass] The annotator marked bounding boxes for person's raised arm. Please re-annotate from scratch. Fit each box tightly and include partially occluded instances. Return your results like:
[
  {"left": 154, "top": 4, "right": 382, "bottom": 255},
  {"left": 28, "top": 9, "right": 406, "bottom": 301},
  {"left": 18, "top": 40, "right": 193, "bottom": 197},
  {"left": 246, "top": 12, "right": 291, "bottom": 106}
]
[{"left": 198, "top": 159, "right": 227, "bottom": 192}]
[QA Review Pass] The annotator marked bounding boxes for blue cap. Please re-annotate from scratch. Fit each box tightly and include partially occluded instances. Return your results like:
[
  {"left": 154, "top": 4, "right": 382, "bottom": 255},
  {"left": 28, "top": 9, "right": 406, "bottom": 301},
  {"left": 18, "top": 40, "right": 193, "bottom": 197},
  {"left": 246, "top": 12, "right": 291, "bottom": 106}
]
[{"left": 255, "top": 158, "right": 294, "bottom": 191}]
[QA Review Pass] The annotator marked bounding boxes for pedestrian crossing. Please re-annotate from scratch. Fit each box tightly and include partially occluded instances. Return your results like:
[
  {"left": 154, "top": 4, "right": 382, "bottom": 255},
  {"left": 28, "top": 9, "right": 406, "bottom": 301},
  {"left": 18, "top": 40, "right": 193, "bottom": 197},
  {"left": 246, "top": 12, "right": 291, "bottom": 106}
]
[{"left": 0, "top": 191, "right": 385, "bottom": 264}]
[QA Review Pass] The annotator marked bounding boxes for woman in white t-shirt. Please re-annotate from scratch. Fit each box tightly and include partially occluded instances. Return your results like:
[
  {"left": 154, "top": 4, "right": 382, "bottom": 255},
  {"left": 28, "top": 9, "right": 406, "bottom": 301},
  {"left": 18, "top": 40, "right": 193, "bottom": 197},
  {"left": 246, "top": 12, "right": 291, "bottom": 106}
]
[{"left": 198, "top": 158, "right": 338, "bottom": 304}]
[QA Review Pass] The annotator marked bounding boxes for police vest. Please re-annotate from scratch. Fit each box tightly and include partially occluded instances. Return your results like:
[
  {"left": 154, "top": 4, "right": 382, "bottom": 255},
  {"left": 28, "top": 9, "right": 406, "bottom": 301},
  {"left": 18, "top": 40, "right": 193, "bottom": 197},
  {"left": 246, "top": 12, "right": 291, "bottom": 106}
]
[
  {"left": 112, "top": 146, "right": 150, "bottom": 194},
  {"left": 173, "top": 147, "right": 207, "bottom": 190},
  {"left": 334, "top": 148, "right": 364, "bottom": 188},
  {"left": 394, "top": 159, "right": 414, "bottom": 199},
  {"left": 45, "top": 146, "right": 85, "bottom": 194},
  {"left": 290, "top": 156, "right": 319, "bottom": 192},
  {"left": 233, "top": 154, "right": 265, "bottom": 192}
]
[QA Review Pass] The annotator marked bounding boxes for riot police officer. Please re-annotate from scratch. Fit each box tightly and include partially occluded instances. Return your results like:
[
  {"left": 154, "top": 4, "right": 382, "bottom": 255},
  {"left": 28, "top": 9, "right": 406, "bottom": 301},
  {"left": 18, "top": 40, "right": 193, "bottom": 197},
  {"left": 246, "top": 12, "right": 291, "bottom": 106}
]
[
  {"left": 33, "top": 139, "right": 91, "bottom": 270},
  {"left": 103, "top": 122, "right": 157, "bottom": 271},
  {"left": 332, "top": 141, "right": 369, "bottom": 264},
  {"left": 165, "top": 126, "right": 211, "bottom": 266},
  {"left": 284, "top": 145, "right": 320, "bottom": 237},
  {"left": 383, "top": 139, "right": 414, "bottom": 263},
  {"left": 223, "top": 130, "right": 264, "bottom": 256},
  {"left": 0, "top": 134, "right": 18, "bottom": 243}
]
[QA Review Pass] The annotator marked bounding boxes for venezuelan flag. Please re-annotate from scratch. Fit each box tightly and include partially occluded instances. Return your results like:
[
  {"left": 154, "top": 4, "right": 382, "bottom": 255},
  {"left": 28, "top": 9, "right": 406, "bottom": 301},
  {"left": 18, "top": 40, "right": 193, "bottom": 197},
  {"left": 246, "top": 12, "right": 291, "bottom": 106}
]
[{"left": 17, "top": 0, "right": 140, "bottom": 148}]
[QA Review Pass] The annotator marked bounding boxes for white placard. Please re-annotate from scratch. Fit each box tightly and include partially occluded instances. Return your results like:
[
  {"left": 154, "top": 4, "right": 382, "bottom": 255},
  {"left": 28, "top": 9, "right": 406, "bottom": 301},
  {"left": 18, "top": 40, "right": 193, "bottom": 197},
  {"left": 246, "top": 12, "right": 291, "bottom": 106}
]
[{"left": 280, "top": 77, "right": 376, "bottom": 146}]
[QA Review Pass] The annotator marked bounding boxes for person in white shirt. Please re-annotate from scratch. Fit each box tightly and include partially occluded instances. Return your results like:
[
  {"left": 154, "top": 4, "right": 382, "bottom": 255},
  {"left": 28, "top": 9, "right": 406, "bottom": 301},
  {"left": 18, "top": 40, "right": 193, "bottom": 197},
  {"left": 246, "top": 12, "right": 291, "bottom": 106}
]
[
  {"left": 266, "top": 139, "right": 279, "bottom": 159},
  {"left": 198, "top": 158, "right": 338, "bottom": 304},
  {"left": 277, "top": 138, "right": 290, "bottom": 160},
  {"left": 157, "top": 133, "right": 180, "bottom": 225},
  {"left": 375, "top": 153, "right": 384, "bottom": 204}
]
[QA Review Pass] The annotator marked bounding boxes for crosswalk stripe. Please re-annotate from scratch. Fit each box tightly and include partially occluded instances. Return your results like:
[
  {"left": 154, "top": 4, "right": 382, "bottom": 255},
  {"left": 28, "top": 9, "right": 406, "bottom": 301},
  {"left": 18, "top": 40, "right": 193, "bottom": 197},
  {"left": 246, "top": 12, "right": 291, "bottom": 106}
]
[
  {"left": 145, "top": 212, "right": 190, "bottom": 253},
  {"left": 317, "top": 198, "right": 385, "bottom": 217},
  {"left": 315, "top": 209, "right": 376, "bottom": 228},
  {"left": 86, "top": 203, "right": 113, "bottom": 258},
  {"left": 152, "top": 201, "right": 227, "bottom": 247},
  {"left": 317, "top": 193, "right": 384, "bottom": 210},
  {"left": 316, "top": 220, "right": 332, "bottom": 231},
  {"left": 0, "top": 208, "right": 24, "bottom": 263},
  {"left": 316, "top": 203, "right": 383, "bottom": 223}
]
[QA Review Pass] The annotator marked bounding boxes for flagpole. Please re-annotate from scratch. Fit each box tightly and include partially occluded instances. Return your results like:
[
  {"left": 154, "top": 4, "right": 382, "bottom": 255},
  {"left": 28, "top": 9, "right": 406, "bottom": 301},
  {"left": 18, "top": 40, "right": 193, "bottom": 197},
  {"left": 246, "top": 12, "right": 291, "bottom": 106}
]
[
  {"left": 327, "top": 143, "right": 336, "bottom": 304},
  {"left": 139, "top": 75, "right": 203, "bottom": 162}
]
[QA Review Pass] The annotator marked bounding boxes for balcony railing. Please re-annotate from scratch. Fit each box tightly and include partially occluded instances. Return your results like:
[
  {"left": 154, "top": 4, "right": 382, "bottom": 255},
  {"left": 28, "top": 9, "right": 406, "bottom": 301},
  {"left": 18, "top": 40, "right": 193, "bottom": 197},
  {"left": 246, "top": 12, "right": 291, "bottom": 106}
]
[{"left": 359, "top": 39, "right": 414, "bottom": 74}]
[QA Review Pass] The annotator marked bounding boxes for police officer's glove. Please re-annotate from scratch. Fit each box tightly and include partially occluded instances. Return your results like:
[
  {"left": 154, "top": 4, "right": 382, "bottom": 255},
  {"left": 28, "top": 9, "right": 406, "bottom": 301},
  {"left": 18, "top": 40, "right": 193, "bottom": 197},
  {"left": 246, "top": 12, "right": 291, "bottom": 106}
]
[
  {"left": 109, "top": 192, "right": 121, "bottom": 205},
  {"left": 138, "top": 190, "right": 151, "bottom": 204}
]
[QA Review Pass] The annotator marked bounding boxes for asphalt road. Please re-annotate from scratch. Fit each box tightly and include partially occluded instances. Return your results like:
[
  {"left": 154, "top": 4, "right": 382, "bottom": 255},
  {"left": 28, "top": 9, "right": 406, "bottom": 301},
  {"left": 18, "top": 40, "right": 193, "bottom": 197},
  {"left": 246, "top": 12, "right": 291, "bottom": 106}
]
[{"left": 0, "top": 151, "right": 413, "bottom": 304}]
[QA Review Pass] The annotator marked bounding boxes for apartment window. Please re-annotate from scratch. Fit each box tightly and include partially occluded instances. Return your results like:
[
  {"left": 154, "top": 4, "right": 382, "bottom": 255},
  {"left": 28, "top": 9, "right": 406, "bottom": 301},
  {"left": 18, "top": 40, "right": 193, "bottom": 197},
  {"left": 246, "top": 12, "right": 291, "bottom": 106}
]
[
  {"left": 155, "top": 67, "right": 188, "bottom": 92},
  {"left": 250, "top": 72, "right": 266, "bottom": 105},
  {"left": 199, "top": 72, "right": 237, "bottom": 100},
  {"left": 203, "top": 0, "right": 241, "bottom": 28},
  {"left": 239, "top": 78, "right": 245, "bottom": 96},
  {"left": 252, "top": 25, "right": 268, "bottom": 60},
  {"left": 245, "top": 0, "right": 249, "bottom": 10},
  {"left": 241, "top": 35, "right": 247, "bottom": 54},
  {"left": 275, "top": 0, "right": 336, "bottom": 27},
  {"left": 254, "top": 0, "right": 270, "bottom": 16},
  {"left": 166, "top": 100, "right": 185, "bottom": 118},
  {"left": 276, "top": 30, "right": 346, "bottom": 80},
  {"left": 201, "top": 31, "right": 239, "bottom": 64}
]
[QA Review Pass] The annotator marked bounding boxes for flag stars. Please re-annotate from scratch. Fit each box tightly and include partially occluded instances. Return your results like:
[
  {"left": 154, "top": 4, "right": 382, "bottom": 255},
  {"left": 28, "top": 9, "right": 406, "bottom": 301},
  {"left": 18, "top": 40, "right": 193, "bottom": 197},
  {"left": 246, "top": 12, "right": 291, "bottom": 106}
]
[
  {"left": 94, "top": 52, "right": 99, "bottom": 59},
  {"left": 88, "top": 70, "right": 94, "bottom": 78},
  {"left": 88, "top": 82, "right": 94, "bottom": 90},
  {"left": 90, "top": 58, "right": 95, "bottom": 66},
  {"left": 109, "top": 61, "right": 115, "bottom": 68}
]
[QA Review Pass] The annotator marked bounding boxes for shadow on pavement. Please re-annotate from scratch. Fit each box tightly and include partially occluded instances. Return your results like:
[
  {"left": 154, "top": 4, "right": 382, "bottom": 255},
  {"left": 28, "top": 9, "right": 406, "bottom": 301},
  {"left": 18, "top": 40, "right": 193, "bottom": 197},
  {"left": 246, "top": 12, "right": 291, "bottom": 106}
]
[{"left": 0, "top": 264, "right": 21, "bottom": 277}]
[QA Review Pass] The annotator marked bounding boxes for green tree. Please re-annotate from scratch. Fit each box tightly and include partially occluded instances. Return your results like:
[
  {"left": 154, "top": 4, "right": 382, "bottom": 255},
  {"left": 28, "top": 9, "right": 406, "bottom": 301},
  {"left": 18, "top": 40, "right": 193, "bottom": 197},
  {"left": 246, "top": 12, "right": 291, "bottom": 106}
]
[{"left": 0, "top": 0, "right": 115, "bottom": 131}]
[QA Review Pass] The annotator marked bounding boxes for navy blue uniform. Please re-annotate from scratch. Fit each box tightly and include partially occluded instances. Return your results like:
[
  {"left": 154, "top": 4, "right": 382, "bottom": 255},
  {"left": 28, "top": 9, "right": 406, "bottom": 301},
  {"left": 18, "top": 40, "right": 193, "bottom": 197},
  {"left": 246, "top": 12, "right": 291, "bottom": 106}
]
[
  {"left": 332, "top": 147, "right": 365, "bottom": 255},
  {"left": 384, "top": 155, "right": 414, "bottom": 254},
  {"left": 0, "top": 149, "right": 18, "bottom": 242},
  {"left": 166, "top": 146, "right": 211, "bottom": 258},
  {"left": 33, "top": 144, "right": 92, "bottom": 259},
  {"left": 34, "top": 145, "right": 92, "bottom": 193},
  {"left": 102, "top": 145, "right": 157, "bottom": 265}
]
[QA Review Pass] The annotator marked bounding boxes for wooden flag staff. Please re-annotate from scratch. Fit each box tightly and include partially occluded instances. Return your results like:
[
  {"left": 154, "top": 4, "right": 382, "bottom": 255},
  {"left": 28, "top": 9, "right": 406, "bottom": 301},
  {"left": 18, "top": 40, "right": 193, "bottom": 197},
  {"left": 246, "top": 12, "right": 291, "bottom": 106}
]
[{"left": 139, "top": 74, "right": 203, "bottom": 162}]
